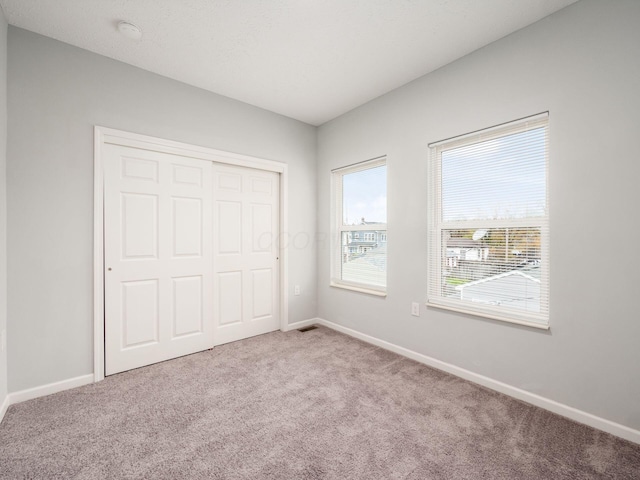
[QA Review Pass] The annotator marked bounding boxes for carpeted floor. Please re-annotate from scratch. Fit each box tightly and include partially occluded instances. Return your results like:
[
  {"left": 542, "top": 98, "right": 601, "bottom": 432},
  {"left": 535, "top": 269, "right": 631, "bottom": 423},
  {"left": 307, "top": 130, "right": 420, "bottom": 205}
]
[{"left": 1, "top": 326, "right": 639, "bottom": 479}]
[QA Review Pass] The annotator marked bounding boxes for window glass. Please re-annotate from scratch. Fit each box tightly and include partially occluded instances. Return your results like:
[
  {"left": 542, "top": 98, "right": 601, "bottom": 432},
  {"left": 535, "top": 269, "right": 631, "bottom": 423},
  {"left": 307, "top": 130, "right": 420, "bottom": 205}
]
[
  {"left": 332, "top": 158, "right": 387, "bottom": 294},
  {"left": 340, "top": 231, "right": 387, "bottom": 288},
  {"left": 342, "top": 165, "right": 387, "bottom": 225}
]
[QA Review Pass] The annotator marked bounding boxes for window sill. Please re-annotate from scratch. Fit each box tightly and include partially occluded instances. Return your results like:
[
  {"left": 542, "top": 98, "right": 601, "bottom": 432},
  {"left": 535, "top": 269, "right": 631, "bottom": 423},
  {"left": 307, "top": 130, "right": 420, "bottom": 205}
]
[
  {"left": 330, "top": 282, "right": 387, "bottom": 297},
  {"left": 426, "top": 301, "right": 549, "bottom": 330}
]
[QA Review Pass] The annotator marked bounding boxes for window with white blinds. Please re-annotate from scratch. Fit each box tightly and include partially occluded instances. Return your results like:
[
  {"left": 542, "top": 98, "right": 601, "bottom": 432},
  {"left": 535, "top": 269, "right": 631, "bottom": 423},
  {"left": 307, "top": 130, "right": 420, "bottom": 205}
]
[
  {"left": 427, "top": 114, "right": 549, "bottom": 328},
  {"left": 331, "top": 157, "right": 387, "bottom": 295}
]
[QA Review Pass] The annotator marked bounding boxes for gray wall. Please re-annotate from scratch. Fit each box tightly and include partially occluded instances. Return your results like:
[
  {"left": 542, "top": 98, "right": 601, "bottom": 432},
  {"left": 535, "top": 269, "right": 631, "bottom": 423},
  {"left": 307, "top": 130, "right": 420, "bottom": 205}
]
[
  {"left": 7, "top": 28, "right": 317, "bottom": 392},
  {"left": 0, "top": 9, "right": 7, "bottom": 406},
  {"left": 317, "top": 0, "right": 640, "bottom": 430}
]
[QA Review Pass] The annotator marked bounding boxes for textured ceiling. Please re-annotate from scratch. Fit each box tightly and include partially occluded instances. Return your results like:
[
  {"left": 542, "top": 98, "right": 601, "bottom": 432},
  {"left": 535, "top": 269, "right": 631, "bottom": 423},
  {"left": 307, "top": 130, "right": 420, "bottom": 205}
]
[{"left": 0, "top": 0, "right": 578, "bottom": 125}]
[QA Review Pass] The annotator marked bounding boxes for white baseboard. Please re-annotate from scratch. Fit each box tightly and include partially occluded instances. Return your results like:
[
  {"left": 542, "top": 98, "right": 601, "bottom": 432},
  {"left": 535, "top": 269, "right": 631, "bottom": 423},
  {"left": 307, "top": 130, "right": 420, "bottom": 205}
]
[
  {"left": 316, "top": 318, "right": 640, "bottom": 445},
  {"left": 283, "top": 318, "right": 321, "bottom": 332},
  {"left": 0, "top": 393, "right": 9, "bottom": 425},
  {"left": 2, "top": 321, "right": 321, "bottom": 412},
  {"left": 7, "top": 374, "right": 94, "bottom": 406},
  {"left": 4, "top": 322, "right": 638, "bottom": 445}
]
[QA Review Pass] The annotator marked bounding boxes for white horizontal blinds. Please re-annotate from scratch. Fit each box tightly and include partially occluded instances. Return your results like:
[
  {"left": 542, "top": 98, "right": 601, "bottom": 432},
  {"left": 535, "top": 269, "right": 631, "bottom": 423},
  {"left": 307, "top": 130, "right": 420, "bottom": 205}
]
[
  {"left": 332, "top": 158, "right": 387, "bottom": 291},
  {"left": 441, "top": 127, "right": 546, "bottom": 222},
  {"left": 428, "top": 114, "right": 549, "bottom": 327}
]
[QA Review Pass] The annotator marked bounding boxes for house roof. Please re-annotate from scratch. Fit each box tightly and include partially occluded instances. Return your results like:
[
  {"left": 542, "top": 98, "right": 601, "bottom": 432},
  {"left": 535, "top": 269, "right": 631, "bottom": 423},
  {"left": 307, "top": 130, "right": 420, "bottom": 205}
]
[
  {"left": 455, "top": 268, "right": 541, "bottom": 312},
  {"left": 359, "top": 218, "right": 384, "bottom": 226},
  {"left": 455, "top": 270, "right": 540, "bottom": 290},
  {"left": 348, "top": 242, "right": 378, "bottom": 247}
]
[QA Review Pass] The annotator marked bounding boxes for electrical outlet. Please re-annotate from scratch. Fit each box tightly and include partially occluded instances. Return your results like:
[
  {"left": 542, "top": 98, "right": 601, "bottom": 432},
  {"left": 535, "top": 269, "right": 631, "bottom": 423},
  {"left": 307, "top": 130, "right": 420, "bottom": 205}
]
[
  {"left": 411, "top": 302, "right": 420, "bottom": 317},
  {"left": 294, "top": 285, "right": 301, "bottom": 296}
]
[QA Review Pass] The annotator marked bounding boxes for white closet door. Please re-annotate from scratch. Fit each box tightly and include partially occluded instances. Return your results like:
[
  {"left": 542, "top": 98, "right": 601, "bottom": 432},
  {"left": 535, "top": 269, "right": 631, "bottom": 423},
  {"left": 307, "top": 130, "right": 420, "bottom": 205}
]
[
  {"left": 213, "top": 164, "right": 280, "bottom": 345},
  {"left": 104, "top": 144, "right": 213, "bottom": 375}
]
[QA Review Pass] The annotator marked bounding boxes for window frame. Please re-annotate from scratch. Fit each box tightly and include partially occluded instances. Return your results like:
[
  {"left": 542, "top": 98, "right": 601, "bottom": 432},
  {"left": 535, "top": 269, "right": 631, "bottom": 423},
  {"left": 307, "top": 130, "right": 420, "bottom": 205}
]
[
  {"left": 331, "top": 156, "right": 387, "bottom": 296},
  {"left": 427, "top": 114, "right": 549, "bottom": 329}
]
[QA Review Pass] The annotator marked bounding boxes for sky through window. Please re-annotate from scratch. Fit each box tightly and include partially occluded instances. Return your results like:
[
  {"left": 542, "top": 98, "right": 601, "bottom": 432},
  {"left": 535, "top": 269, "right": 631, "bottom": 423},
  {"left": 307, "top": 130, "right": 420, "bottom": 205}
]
[{"left": 342, "top": 165, "right": 387, "bottom": 225}]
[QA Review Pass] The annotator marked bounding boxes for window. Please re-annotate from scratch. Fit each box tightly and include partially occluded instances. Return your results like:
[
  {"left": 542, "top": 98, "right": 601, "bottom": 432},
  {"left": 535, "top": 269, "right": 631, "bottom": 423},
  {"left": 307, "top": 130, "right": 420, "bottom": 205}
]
[
  {"left": 332, "top": 157, "right": 387, "bottom": 295},
  {"left": 428, "top": 114, "right": 549, "bottom": 328}
]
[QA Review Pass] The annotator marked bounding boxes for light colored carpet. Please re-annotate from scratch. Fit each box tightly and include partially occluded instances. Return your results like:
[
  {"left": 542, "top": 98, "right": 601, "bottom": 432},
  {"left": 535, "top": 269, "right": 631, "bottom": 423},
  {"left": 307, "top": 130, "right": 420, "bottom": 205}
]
[{"left": 1, "top": 325, "right": 639, "bottom": 479}]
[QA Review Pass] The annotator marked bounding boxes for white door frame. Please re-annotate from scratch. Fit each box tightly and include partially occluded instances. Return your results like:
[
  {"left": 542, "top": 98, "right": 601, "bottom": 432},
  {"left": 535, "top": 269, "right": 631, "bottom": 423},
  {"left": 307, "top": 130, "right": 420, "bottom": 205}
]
[{"left": 93, "top": 126, "right": 289, "bottom": 383}]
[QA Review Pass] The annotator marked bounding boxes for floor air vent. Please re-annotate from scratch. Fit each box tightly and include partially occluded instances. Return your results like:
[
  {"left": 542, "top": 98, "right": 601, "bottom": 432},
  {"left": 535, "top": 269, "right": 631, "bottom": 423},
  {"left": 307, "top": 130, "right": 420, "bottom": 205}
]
[{"left": 298, "top": 325, "right": 318, "bottom": 333}]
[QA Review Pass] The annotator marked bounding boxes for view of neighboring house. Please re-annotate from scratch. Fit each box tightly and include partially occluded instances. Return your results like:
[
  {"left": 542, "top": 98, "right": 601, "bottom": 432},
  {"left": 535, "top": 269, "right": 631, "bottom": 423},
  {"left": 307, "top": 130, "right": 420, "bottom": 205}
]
[
  {"left": 341, "top": 218, "right": 387, "bottom": 287},
  {"left": 446, "top": 238, "right": 489, "bottom": 267},
  {"left": 344, "top": 219, "right": 387, "bottom": 256}
]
